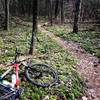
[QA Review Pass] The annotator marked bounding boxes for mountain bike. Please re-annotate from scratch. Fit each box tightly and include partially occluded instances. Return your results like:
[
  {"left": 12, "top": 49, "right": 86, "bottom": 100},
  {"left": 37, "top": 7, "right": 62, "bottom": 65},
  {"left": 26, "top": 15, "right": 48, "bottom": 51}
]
[{"left": 0, "top": 48, "right": 58, "bottom": 99}]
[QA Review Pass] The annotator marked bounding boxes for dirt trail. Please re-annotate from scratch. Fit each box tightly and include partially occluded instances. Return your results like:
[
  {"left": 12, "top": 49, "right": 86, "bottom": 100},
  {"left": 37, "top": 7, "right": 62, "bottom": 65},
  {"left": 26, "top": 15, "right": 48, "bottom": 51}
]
[{"left": 39, "top": 26, "right": 100, "bottom": 100}]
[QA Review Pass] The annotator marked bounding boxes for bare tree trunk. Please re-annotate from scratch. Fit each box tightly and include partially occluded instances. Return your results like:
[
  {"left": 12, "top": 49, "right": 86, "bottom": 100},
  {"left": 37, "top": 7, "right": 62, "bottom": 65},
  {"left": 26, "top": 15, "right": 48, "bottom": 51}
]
[
  {"left": 95, "top": 0, "right": 100, "bottom": 23},
  {"left": 60, "top": 0, "right": 64, "bottom": 24},
  {"left": 80, "top": 0, "right": 84, "bottom": 22},
  {"left": 29, "top": 0, "right": 38, "bottom": 55},
  {"left": 21, "top": 0, "right": 25, "bottom": 16},
  {"left": 45, "top": 0, "right": 48, "bottom": 17},
  {"left": 28, "top": 1, "right": 31, "bottom": 16},
  {"left": 14, "top": 0, "right": 18, "bottom": 16},
  {"left": 54, "top": 0, "right": 60, "bottom": 19},
  {"left": 4, "top": 0, "right": 10, "bottom": 31},
  {"left": 49, "top": 0, "right": 53, "bottom": 26},
  {"left": 1, "top": 0, "right": 5, "bottom": 10},
  {"left": 73, "top": 0, "right": 82, "bottom": 33},
  {"left": 45, "top": 0, "right": 51, "bottom": 21}
]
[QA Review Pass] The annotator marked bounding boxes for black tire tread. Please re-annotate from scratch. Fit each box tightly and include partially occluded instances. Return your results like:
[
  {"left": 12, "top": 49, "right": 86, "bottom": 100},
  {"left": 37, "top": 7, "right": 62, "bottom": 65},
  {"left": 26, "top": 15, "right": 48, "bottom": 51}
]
[{"left": 25, "top": 64, "right": 58, "bottom": 87}]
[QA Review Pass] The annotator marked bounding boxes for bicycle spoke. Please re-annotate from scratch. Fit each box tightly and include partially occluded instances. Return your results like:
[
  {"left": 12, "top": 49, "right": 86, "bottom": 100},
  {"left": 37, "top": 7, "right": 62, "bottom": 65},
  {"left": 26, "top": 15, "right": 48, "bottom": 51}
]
[{"left": 25, "top": 64, "right": 58, "bottom": 87}]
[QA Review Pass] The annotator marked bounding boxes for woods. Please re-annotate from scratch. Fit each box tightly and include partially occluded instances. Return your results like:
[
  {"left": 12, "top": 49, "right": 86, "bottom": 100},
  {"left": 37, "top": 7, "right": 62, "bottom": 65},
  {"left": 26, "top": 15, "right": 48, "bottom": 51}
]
[
  {"left": 0, "top": 0, "right": 100, "bottom": 30},
  {"left": 0, "top": 0, "right": 100, "bottom": 100}
]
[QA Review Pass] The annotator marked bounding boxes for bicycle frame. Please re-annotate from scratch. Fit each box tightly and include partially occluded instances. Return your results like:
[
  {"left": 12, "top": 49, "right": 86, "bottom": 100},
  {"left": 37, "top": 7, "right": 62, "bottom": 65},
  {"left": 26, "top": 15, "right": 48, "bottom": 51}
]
[
  {"left": 0, "top": 62, "right": 21, "bottom": 89},
  {"left": 0, "top": 50, "right": 30, "bottom": 90}
]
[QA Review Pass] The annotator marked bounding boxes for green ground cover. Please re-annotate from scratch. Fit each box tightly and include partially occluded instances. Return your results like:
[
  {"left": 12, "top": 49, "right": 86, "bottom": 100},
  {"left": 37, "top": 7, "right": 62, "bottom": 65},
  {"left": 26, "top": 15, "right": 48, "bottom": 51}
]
[
  {"left": 47, "top": 25, "right": 100, "bottom": 58},
  {"left": 0, "top": 26, "right": 84, "bottom": 100}
]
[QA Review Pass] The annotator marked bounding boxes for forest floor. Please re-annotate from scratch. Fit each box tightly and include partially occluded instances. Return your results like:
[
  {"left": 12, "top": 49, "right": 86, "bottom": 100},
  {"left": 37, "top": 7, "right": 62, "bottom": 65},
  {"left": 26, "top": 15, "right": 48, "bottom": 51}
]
[
  {"left": 39, "top": 25, "right": 100, "bottom": 100},
  {"left": 0, "top": 17, "right": 100, "bottom": 100},
  {"left": 0, "top": 24, "right": 84, "bottom": 100}
]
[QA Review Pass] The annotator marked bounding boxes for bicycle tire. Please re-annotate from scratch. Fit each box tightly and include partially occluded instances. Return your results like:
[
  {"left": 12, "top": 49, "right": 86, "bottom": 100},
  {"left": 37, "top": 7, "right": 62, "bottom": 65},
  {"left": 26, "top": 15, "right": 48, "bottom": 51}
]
[{"left": 25, "top": 64, "right": 58, "bottom": 87}]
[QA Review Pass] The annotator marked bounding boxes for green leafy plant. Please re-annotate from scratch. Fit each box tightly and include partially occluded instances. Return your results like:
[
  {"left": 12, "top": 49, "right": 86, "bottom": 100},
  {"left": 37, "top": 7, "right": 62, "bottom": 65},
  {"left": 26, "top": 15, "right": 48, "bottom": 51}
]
[
  {"left": 0, "top": 26, "right": 84, "bottom": 99},
  {"left": 47, "top": 25, "right": 100, "bottom": 58}
]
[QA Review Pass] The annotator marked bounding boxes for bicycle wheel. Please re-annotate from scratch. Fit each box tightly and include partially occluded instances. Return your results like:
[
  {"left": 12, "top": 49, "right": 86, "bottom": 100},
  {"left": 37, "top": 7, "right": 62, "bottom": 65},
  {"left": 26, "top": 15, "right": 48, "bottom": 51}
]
[{"left": 25, "top": 64, "right": 58, "bottom": 87}]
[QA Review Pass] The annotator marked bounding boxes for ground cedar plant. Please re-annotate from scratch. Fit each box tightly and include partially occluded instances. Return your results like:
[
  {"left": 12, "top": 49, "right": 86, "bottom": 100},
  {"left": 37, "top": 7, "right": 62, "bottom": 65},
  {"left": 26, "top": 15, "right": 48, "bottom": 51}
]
[{"left": 0, "top": 26, "right": 84, "bottom": 100}]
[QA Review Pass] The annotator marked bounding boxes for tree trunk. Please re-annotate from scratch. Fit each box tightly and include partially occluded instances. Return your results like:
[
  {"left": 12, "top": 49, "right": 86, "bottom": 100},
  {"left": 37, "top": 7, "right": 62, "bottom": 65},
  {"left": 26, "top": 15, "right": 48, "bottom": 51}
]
[
  {"left": 4, "top": 0, "right": 10, "bottom": 31},
  {"left": 73, "top": 0, "right": 82, "bottom": 33},
  {"left": 14, "top": 0, "right": 18, "bottom": 16},
  {"left": 28, "top": 0, "right": 31, "bottom": 16},
  {"left": 45, "top": 0, "right": 48, "bottom": 17},
  {"left": 54, "top": 0, "right": 60, "bottom": 19},
  {"left": 60, "top": 0, "right": 64, "bottom": 24},
  {"left": 95, "top": 0, "right": 100, "bottom": 23},
  {"left": 21, "top": 0, "right": 25, "bottom": 15},
  {"left": 29, "top": 0, "right": 38, "bottom": 55},
  {"left": 49, "top": 0, "right": 53, "bottom": 26}
]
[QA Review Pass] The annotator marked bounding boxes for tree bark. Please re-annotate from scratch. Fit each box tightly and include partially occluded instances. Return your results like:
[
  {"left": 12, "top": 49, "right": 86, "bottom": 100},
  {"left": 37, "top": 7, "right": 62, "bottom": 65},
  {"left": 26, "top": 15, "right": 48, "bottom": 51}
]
[
  {"left": 95, "top": 0, "right": 100, "bottom": 23},
  {"left": 45, "top": 0, "right": 48, "bottom": 17},
  {"left": 29, "top": 0, "right": 38, "bottom": 55},
  {"left": 4, "top": 0, "right": 10, "bottom": 31},
  {"left": 60, "top": 0, "right": 64, "bottom": 24},
  {"left": 49, "top": 0, "right": 53, "bottom": 26},
  {"left": 28, "top": 0, "right": 31, "bottom": 16},
  {"left": 73, "top": 0, "right": 82, "bottom": 33},
  {"left": 54, "top": 0, "right": 60, "bottom": 19},
  {"left": 20, "top": 0, "right": 25, "bottom": 15}
]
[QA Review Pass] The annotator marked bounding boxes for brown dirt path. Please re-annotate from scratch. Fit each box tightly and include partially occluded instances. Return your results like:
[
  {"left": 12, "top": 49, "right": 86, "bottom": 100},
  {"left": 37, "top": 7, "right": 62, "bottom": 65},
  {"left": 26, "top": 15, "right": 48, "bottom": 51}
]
[{"left": 39, "top": 25, "right": 100, "bottom": 100}]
